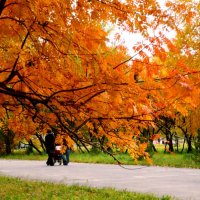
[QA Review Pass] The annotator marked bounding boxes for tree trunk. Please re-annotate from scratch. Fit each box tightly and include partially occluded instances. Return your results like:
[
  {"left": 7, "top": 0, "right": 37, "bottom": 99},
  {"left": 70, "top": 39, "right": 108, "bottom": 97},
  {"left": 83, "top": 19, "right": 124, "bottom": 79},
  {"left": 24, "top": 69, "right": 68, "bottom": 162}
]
[
  {"left": 28, "top": 139, "right": 42, "bottom": 155},
  {"left": 176, "top": 139, "right": 179, "bottom": 152},
  {"left": 164, "top": 133, "right": 174, "bottom": 152},
  {"left": 164, "top": 142, "right": 167, "bottom": 153},
  {"left": 4, "top": 130, "right": 14, "bottom": 154},
  {"left": 5, "top": 136, "right": 12, "bottom": 154},
  {"left": 152, "top": 144, "right": 157, "bottom": 152},
  {"left": 181, "top": 137, "right": 186, "bottom": 153},
  {"left": 187, "top": 135, "right": 193, "bottom": 153},
  {"left": 35, "top": 133, "right": 46, "bottom": 152},
  {"left": 168, "top": 135, "right": 174, "bottom": 152}
]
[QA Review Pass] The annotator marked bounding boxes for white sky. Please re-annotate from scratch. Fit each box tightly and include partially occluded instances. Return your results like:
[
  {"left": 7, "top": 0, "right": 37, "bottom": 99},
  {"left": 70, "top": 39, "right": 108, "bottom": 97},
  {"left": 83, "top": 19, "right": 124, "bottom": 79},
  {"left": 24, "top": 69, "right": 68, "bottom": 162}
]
[{"left": 107, "top": 0, "right": 175, "bottom": 56}]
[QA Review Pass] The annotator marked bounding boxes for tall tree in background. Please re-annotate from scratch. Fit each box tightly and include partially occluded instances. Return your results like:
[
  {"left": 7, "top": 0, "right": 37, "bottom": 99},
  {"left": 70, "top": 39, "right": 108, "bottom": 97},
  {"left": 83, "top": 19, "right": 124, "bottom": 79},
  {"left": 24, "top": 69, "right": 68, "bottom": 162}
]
[{"left": 0, "top": 0, "right": 200, "bottom": 160}]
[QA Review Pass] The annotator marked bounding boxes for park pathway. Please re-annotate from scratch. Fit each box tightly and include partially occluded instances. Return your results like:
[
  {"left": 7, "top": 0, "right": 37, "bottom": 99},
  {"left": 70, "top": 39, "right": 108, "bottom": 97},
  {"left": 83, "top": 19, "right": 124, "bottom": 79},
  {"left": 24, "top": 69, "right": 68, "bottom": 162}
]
[{"left": 0, "top": 159, "right": 200, "bottom": 200}]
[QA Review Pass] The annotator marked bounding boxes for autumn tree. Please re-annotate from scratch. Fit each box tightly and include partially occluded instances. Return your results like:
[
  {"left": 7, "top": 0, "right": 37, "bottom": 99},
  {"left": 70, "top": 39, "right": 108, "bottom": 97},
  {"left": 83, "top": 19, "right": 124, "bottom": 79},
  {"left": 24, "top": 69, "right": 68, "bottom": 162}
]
[
  {"left": 180, "top": 106, "right": 200, "bottom": 153},
  {"left": 0, "top": 0, "right": 200, "bottom": 161}
]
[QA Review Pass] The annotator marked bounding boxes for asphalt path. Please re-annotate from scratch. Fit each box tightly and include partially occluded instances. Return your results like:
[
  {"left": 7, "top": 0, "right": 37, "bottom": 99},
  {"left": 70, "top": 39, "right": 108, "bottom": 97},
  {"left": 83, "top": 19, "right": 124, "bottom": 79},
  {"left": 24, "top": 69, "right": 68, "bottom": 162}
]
[{"left": 0, "top": 159, "right": 200, "bottom": 200}]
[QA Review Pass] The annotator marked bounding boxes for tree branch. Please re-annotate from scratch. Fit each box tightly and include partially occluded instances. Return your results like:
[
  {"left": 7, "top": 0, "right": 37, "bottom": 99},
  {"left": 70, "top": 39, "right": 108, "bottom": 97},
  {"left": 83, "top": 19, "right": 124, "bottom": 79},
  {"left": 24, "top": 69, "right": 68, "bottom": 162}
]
[{"left": 0, "top": 0, "right": 7, "bottom": 16}]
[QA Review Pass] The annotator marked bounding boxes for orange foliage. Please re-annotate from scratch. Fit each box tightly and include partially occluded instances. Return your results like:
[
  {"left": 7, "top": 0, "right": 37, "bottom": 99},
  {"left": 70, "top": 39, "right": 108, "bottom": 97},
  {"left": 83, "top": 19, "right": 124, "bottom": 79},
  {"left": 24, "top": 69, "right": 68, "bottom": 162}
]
[{"left": 0, "top": 0, "right": 200, "bottom": 161}]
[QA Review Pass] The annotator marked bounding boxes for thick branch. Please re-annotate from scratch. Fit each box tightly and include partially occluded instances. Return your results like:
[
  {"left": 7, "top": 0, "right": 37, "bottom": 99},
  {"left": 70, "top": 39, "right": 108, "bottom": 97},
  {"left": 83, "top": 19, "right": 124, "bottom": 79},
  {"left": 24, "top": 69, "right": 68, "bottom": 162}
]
[
  {"left": 79, "top": 90, "right": 106, "bottom": 106},
  {"left": 0, "top": 86, "right": 47, "bottom": 105},
  {"left": 47, "top": 84, "right": 96, "bottom": 102},
  {"left": 3, "top": 31, "right": 30, "bottom": 84},
  {"left": 0, "top": 0, "right": 6, "bottom": 16}
]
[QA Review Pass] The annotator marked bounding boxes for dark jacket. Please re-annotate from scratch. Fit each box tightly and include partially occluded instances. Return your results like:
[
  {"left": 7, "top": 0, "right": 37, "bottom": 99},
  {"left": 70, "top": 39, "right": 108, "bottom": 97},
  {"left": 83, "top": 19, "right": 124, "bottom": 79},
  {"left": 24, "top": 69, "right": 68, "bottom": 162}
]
[{"left": 45, "top": 132, "right": 55, "bottom": 153}]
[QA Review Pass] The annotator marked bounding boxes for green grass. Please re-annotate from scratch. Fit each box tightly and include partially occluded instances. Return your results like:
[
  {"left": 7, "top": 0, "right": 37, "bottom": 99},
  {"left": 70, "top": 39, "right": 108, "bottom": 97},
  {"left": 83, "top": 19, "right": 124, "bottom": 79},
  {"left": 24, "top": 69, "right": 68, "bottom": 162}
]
[
  {"left": 0, "top": 146, "right": 200, "bottom": 169},
  {"left": 151, "top": 151, "right": 199, "bottom": 168},
  {"left": 0, "top": 150, "right": 46, "bottom": 160},
  {"left": 70, "top": 150, "right": 200, "bottom": 168},
  {"left": 71, "top": 151, "right": 133, "bottom": 164},
  {"left": 0, "top": 176, "right": 172, "bottom": 200}
]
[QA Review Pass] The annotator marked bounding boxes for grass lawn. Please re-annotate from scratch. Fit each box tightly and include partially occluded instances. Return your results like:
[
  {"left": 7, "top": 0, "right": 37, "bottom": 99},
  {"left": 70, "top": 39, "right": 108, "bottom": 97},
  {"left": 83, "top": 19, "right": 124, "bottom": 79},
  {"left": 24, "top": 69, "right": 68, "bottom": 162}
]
[
  {"left": 71, "top": 150, "right": 200, "bottom": 168},
  {"left": 0, "top": 144, "right": 200, "bottom": 169},
  {"left": 0, "top": 176, "right": 172, "bottom": 200}
]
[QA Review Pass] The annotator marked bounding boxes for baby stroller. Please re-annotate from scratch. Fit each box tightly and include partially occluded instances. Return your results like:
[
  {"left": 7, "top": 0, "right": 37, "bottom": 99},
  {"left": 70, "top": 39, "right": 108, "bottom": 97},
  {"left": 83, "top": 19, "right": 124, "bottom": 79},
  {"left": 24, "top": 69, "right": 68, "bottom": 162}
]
[{"left": 54, "top": 145, "right": 63, "bottom": 165}]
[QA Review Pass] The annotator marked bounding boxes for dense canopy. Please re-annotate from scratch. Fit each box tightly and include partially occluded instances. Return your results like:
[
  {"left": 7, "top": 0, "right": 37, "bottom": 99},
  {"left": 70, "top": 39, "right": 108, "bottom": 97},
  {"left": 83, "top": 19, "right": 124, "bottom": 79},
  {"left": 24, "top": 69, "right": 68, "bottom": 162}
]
[{"left": 0, "top": 0, "right": 200, "bottom": 160}]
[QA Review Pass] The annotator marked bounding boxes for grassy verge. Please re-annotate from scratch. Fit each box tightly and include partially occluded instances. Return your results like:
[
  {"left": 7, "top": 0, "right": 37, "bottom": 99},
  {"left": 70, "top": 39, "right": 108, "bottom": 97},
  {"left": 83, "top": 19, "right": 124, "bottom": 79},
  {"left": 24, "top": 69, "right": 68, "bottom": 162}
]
[
  {"left": 70, "top": 150, "right": 200, "bottom": 168},
  {"left": 0, "top": 150, "right": 47, "bottom": 160},
  {"left": 0, "top": 176, "right": 171, "bottom": 200},
  {"left": 150, "top": 151, "right": 199, "bottom": 168},
  {"left": 0, "top": 147, "right": 200, "bottom": 169}
]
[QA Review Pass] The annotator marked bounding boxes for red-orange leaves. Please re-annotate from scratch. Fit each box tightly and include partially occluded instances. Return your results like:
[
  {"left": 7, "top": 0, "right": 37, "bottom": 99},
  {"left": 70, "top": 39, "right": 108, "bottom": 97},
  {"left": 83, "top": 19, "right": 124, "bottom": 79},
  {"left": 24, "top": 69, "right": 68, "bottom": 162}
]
[{"left": 1, "top": 0, "right": 200, "bottom": 162}]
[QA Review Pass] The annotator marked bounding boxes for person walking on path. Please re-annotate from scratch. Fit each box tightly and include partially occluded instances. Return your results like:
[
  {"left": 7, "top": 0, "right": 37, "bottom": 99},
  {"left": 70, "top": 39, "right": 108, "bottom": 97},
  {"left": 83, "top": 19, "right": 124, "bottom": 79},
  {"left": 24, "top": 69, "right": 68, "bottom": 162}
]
[
  {"left": 45, "top": 129, "right": 55, "bottom": 166},
  {"left": 62, "top": 139, "right": 71, "bottom": 165},
  {"left": 65, "top": 146, "right": 70, "bottom": 165}
]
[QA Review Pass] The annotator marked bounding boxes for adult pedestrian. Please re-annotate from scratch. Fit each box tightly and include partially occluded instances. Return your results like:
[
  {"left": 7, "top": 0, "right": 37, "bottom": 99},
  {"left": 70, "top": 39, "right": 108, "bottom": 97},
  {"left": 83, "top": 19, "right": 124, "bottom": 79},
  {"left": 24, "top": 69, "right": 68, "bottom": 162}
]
[
  {"left": 63, "top": 139, "right": 70, "bottom": 165},
  {"left": 45, "top": 129, "right": 55, "bottom": 166}
]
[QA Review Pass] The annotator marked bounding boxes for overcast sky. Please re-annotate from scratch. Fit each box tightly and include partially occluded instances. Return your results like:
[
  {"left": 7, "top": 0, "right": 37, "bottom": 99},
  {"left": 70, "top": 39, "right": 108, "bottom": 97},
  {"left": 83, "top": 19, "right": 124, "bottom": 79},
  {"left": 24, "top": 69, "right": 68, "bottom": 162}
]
[{"left": 108, "top": 0, "right": 175, "bottom": 56}]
